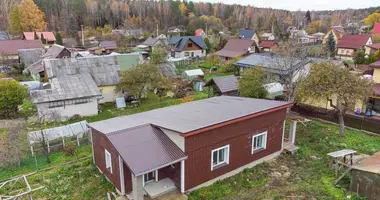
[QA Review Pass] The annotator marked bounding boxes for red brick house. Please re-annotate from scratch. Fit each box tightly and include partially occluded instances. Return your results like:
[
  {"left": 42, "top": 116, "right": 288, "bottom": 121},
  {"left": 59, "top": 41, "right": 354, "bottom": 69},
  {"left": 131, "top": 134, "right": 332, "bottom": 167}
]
[
  {"left": 259, "top": 40, "right": 279, "bottom": 52},
  {"left": 88, "top": 96, "right": 292, "bottom": 200}
]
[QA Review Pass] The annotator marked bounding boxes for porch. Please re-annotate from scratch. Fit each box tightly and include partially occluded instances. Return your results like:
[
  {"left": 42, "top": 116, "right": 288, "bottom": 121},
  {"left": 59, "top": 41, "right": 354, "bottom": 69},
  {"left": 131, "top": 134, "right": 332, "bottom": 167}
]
[
  {"left": 283, "top": 113, "right": 311, "bottom": 154},
  {"left": 144, "top": 178, "right": 184, "bottom": 199}
]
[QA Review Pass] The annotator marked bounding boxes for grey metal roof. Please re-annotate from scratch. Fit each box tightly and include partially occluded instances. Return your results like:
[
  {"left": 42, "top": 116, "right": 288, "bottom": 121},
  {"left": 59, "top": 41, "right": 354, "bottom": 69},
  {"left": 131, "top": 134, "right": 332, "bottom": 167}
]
[
  {"left": 44, "top": 56, "right": 121, "bottom": 86},
  {"left": 42, "top": 44, "right": 67, "bottom": 58},
  {"left": 238, "top": 30, "right": 256, "bottom": 39},
  {"left": 205, "top": 75, "right": 239, "bottom": 93},
  {"left": 168, "top": 36, "right": 207, "bottom": 52},
  {"left": 106, "top": 124, "right": 187, "bottom": 176},
  {"left": 30, "top": 74, "right": 100, "bottom": 103},
  {"left": 99, "top": 40, "right": 118, "bottom": 50},
  {"left": 18, "top": 48, "right": 45, "bottom": 67},
  {"left": 26, "top": 60, "right": 43, "bottom": 74},
  {"left": 142, "top": 37, "right": 160, "bottom": 46},
  {"left": 0, "top": 31, "right": 10, "bottom": 40},
  {"left": 88, "top": 96, "right": 291, "bottom": 134}
]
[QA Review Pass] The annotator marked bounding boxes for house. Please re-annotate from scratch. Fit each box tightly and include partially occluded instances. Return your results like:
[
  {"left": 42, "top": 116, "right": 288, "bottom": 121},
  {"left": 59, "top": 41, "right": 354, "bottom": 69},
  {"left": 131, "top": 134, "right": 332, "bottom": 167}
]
[
  {"left": 88, "top": 46, "right": 104, "bottom": 55},
  {"left": 195, "top": 29, "right": 206, "bottom": 38},
  {"left": 0, "top": 31, "right": 10, "bottom": 40},
  {"left": 23, "top": 32, "right": 56, "bottom": 44},
  {"left": 336, "top": 35, "right": 372, "bottom": 60},
  {"left": 88, "top": 96, "right": 293, "bottom": 199},
  {"left": 62, "top": 38, "right": 79, "bottom": 48},
  {"left": 365, "top": 44, "right": 380, "bottom": 55},
  {"left": 168, "top": 36, "right": 207, "bottom": 58},
  {"left": 204, "top": 75, "right": 239, "bottom": 97},
  {"left": 43, "top": 44, "right": 72, "bottom": 58},
  {"left": 237, "top": 30, "right": 259, "bottom": 46},
  {"left": 373, "top": 23, "right": 380, "bottom": 35},
  {"left": 43, "top": 56, "right": 121, "bottom": 103},
  {"left": 215, "top": 39, "right": 255, "bottom": 60},
  {"left": 99, "top": 40, "right": 118, "bottom": 54},
  {"left": 312, "top": 32, "right": 325, "bottom": 41},
  {"left": 259, "top": 40, "right": 278, "bottom": 52},
  {"left": 286, "top": 26, "right": 298, "bottom": 33},
  {"left": 140, "top": 35, "right": 167, "bottom": 52},
  {"left": 0, "top": 40, "right": 43, "bottom": 63},
  {"left": 368, "top": 61, "right": 380, "bottom": 116},
  {"left": 322, "top": 26, "right": 345, "bottom": 46},
  {"left": 30, "top": 74, "right": 100, "bottom": 121},
  {"left": 18, "top": 48, "right": 45, "bottom": 67},
  {"left": 168, "top": 26, "right": 181, "bottom": 33},
  {"left": 260, "top": 33, "right": 275, "bottom": 41},
  {"left": 181, "top": 69, "right": 204, "bottom": 81},
  {"left": 350, "top": 152, "right": 380, "bottom": 199}
]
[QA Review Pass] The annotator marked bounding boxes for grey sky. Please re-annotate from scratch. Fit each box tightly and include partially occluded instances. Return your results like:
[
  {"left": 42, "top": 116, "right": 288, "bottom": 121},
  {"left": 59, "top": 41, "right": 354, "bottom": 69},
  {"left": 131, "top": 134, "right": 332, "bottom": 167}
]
[{"left": 196, "top": 0, "right": 379, "bottom": 11}]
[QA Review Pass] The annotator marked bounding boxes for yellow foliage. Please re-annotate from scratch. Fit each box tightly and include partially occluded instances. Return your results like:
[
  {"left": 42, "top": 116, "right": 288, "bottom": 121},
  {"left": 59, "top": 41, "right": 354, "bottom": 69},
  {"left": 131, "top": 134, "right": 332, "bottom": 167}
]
[
  {"left": 181, "top": 96, "right": 194, "bottom": 103},
  {"left": 179, "top": 3, "right": 187, "bottom": 16},
  {"left": 364, "top": 13, "right": 380, "bottom": 27},
  {"left": 372, "top": 34, "right": 380, "bottom": 43},
  {"left": 18, "top": 0, "right": 47, "bottom": 31}
]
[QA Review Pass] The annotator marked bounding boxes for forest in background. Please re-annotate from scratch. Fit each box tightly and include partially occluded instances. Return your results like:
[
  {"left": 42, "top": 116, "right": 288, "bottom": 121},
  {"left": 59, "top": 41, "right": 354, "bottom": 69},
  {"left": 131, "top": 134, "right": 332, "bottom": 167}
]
[{"left": 1, "top": 0, "right": 379, "bottom": 37}]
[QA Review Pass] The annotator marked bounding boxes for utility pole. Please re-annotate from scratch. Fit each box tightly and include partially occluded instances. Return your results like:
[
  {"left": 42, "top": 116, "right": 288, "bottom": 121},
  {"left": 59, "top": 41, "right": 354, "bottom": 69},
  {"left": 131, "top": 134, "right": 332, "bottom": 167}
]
[
  {"left": 156, "top": 24, "right": 159, "bottom": 37},
  {"left": 81, "top": 25, "right": 84, "bottom": 47}
]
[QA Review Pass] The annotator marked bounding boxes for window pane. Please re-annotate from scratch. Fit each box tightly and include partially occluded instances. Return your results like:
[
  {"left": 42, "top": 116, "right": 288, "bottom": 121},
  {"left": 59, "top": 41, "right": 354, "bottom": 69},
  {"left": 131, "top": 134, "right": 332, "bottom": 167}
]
[
  {"left": 219, "top": 148, "right": 225, "bottom": 163},
  {"left": 213, "top": 151, "right": 218, "bottom": 165},
  {"left": 257, "top": 135, "right": 263, "bottom": 148},
  {"left": 254, "top": 137, "right": 258, "bottom": 149}
]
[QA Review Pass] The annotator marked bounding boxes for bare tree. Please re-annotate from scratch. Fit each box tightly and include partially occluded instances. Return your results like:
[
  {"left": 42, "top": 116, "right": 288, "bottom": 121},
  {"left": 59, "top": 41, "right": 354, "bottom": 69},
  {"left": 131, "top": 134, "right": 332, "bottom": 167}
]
[{"left": 0, "top": 119, "right": 27, "bottom": 167}]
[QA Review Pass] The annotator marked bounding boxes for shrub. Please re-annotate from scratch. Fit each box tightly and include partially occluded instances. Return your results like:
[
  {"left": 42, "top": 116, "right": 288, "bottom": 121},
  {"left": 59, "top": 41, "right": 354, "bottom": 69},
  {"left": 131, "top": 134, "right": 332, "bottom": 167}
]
[{"left": 64, "top": 142, "right": 77, "bottom": 156}]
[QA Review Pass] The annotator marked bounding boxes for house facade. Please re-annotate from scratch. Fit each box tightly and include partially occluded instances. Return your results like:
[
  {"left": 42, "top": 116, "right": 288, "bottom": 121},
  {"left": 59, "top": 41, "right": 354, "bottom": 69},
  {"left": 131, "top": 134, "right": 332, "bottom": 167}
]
[
  {"left": 215, "top": 39, "right": 255, "bottom": 61},
  {"left": 259, "top": 40, "right": 278, "bottom": 52},
  {"left": 88, "top": 96, "right": 292, "bottom": 200},
  {"left": 260, "top": 33, "right": 275, "bottom": 41},
  {"left": 336, "top": 35, "right": 372, "bottom": 60},
  {"left": 168, "top": 36, "right": 207, "bottom": 58},
  {"left": 322, "top": 26, "right": 345, "bottom": 46},
  {"left": 365, "top": 44, "right": 380, "bottom": 55},
  {"left": 237, "top": 30, "right": 259, "bottom": 46}
]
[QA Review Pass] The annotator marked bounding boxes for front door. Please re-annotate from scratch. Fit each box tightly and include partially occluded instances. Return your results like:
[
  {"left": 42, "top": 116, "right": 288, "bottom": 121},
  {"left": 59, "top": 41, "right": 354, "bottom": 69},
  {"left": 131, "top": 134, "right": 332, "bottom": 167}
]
[{"left": 144, "top": 171, "right": 155, "bottom": 184}]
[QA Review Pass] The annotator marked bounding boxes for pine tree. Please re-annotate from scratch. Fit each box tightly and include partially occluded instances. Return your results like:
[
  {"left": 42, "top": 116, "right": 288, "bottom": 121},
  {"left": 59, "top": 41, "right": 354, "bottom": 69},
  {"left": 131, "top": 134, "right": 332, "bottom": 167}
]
[
  {"left": 8, "top": 5, "right": 23, "bottom": 35},
  {"left": 327, "top": 32, "right": 336, "bottom": 57},
  {"left": 40, "top": 33, "right": 46, "bottom": 44},
  {"left": 305, "top": 10, "right": 311, "bottom": 24},
  {"left": 56, "top": 32, "right": 63, "bottom": 45},
  {"left": 18, "top": 0, "right": 47, "bottom": 31},
  {"left": 68, "top": 15, "right": 78, "bottom": 37}
]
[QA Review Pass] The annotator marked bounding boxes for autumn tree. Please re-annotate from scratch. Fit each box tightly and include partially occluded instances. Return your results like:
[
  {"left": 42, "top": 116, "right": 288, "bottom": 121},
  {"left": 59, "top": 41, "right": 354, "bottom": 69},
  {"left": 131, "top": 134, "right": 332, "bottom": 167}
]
[
  {"left": 8, "top": 5, "right": 22, "bottom": 35},
  {"left": 364, "top": 12, "right": 380, "bottom": 27},
  {"left": 18, "top": 0, "right": 47, "bottom": 31},
  {"left": 239, "top": 67, "right": 268, "bottom": 99},
  {"left": 0, "top": 79, "right": 27, "bottom": 119},
  {"left": 150, "top": 46, "right": 167, "bottom": 65},
  {"left": 117, "top": 64, "right": 169, "bottom": 100},
  {"left": 297, "top": 62, "right": 372, "bottom": 136}
]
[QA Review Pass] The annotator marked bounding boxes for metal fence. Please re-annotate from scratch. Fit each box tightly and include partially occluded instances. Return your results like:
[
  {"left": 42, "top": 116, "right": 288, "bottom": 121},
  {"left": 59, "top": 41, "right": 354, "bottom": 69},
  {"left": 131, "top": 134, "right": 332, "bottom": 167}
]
[{"left": 292, "top": 104, "right": 380, "bottom": 135}]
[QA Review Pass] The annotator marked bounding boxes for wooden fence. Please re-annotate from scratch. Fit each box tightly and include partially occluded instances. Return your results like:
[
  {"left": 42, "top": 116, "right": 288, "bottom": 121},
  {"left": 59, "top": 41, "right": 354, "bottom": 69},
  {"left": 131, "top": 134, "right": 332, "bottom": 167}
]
[{"left": 292, "top": 104, "right": 380, "bottom": 135}]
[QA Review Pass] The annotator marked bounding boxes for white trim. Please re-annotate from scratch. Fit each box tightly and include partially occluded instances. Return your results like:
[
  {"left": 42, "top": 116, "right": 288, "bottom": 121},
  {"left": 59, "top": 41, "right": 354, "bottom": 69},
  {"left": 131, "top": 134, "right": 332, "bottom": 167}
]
[
  {"left": 135, "top": 156, "right": 187, "bottom": 176},
  {"left": 119, "top": 155, "right": 125, "bottom": 195},
  {"left": 211, "top": 144, "right": 230, "bottom": 171},
  {"left": 251, "top": 131, "right": 267, "bottom": 154},
  {"left": 155, "top": 170, "right": 158, "bottom": 182},
  {"left": 282, "top": 121, "right": 285, "bottom": 150},
  {"left": 90, "top": 129, "right": 95, "bottom": 164},
  {"left": 105, "top": 149, "right": 112, "bottom": 173},
  {"left": 180, "top": 160, "right": 185, "bottom": 193}
]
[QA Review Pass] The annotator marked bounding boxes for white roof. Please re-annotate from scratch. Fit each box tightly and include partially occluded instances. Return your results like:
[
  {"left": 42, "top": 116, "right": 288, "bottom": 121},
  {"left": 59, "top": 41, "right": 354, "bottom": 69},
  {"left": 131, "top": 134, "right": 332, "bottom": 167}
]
[
  {"left": 264, "top": 82, "right": 283, "bottom": 94},
  {"left": 183, "top": 69, "right": 204, "bottom": 76}
]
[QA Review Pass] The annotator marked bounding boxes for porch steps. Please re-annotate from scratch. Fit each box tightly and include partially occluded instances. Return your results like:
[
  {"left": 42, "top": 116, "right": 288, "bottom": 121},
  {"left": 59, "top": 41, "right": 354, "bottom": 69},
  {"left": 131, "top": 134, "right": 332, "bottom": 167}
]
[{"left": 144, "top": 178, "right": 177, "bottom": 199}]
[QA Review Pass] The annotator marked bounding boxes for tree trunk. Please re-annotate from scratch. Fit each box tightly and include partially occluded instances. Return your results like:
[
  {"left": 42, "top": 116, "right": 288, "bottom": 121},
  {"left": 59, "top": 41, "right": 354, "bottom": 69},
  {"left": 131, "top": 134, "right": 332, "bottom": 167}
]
[{"left": 338, "top": 113, "right": 345, "bottom": 137}]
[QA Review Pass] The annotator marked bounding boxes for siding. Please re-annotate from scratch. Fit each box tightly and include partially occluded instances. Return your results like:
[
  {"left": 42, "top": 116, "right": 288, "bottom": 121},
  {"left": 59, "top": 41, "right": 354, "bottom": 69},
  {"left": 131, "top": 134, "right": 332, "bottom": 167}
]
[
  {"left": 184, "top": 40, "right": 202, "bottom": 51},
  {"left": 184, "top": 108, "right": 286, "bottom": 190}
]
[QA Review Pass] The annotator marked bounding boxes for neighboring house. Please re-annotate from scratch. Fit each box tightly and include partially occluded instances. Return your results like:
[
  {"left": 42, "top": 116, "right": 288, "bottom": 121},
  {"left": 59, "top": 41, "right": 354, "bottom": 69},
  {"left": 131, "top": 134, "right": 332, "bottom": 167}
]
[
  {"left": 182, "top": 69, "right": 204, "bottom": 81},
  {"left": 42, "top": 44, "right": 72, "bottom": 58},
  {"left": 18, "top": 48, "right": 45, "bottom": 67},
  {"left": 30, "top": 74, "right": 100, "bottom": 121},
  {"left": 322, "top": 26, "right": 345, "bottom": 46},
  {"left": 286, "top": 26, "right": 298, "bottom": 33},
  {"left": 0, "top": 40, "right": 43, "bottom": 63},
  {"left": 99, "top": 40, "right": 118, "bottom": 54},
  {"left": 260, "top": 33, "right": 275, "bottom": 41},
  {"left": 336, "top": 35, "right": 372, "bottom": 60},
  {"left": 369, "top": 61, "right": 380, "bottom": 116},
  {"left": 168, "top": 26, "right": 181, "bottom": 33},
  {"left": 43, "top": 56, "right": 121, "bottom": 103},
  {"left": 23, "top": 32, "right": 56, "bottom": 44},
  {"left": 126, "top": 29, "right": 144, "bottom": 38},
  {"left": 0, "top": 31, "right": 10, "bottom": 40},
  {"left": 259, "top": 40, "right": 278, "bottom": 52},
  {"left": 215, "top": 39, "right": 255, "bottom": 60},
  {"left": 350, "top": 152, "right": 380, "bottom": 199},
  {"left": 204, "top": 75, "right": 239, "bottom": 97},
  {"left": 88, "top": 47, "right": 104, "bottom": 55},
  {"left": 312, "top": 32, "right": 325, "bottom": 41},
  {"left": 237, "top": 30, "right": 259, "bottom": 46},
  {"left": 140, "top": 35, "right": 167, "bottom": 52},
  {"left": 88, "top": 96, "right": 292, "bottom": 199},
  {"left": 168, "top": 36, "right": 207, "bottom": 58},
  {"left": 365, "top": 43, "right": 380, "bottom": 55},
  {"left": 195, "top": 29, "right": 206, "bottom": 38},
  {"left": 373, "top": 23, "right": 380, "bottom": 35},
  {"left": 63, "top": 38, "right": 79, "bottom": 48},
  {"left": 290, "top": 30, "right": 317, "bottom": 44}
]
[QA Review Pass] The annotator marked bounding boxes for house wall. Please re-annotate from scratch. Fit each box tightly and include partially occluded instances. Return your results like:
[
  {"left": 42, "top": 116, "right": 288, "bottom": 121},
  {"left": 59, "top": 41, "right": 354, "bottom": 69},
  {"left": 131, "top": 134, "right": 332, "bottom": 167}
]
[
  {"left": 99, "top": 85, "right": 118, "bottom": 103},
  {"left": 184, "top": 39, "right": 202, "bottom": 51},
  {"left": 337, "top": 48, "right": 355, "bottom": 58},
  {"left": 350, "top": 170, "right": 380, "bottom": 199},
  {"left": 183, "top": 108, "right": 287, "bottom": 191},
  {"left": 157, "top": 163, "right": 181, "bottom": 188},
  {"left": 173, "top": 50, "right": 205, "bottom": 58},
  {"left": 57, "top": 49, "right": 72, "bottom": 58},
  {"left": 37, "top": 98, "right": 98, "bottom": 121},
  {"left": 160, "top": 128, "right": 185, "bottom": 151},
  {"left": 251, "top": 34, "right": 260, "bottom": 46},
  {"left": 373, "top": 68, "right": 380, "bottom": 83}
]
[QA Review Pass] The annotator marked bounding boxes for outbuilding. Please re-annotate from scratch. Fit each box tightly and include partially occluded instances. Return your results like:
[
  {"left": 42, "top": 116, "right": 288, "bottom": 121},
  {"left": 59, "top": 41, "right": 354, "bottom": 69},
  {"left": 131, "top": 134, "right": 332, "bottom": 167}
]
[{"left": 181, "top": 69, "right": 204, "bottom": 81}]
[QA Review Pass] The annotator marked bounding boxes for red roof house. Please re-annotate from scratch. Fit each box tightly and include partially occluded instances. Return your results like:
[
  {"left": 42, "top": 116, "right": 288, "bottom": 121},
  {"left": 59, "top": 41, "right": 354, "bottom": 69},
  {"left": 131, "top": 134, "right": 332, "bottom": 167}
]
[
  {"left": 336, "top": 35, "right": 372, "bottom": 60},
  {"left": 373, "top": 23, "right": 380, "bottom": 35},
  {"left": 215, "top": 39, "right": 255, "bottom": 60},
  {"left": 23, "top": 32, "right": 56, "bottom": 44},
  {"left": 259, "top": 40, "right": 278, "bottom": 52},
  {"left": 0, "top": 40, "right": 43, "bottom": 55},
  {"left": 194, "top": 28, "right": 205, "bottom": 37},
  {"left": 365, "top": 43, "right": 380, "bottom": 55},
  {"left": 89, "top": 96, "right": 293, "bottom": 199}
]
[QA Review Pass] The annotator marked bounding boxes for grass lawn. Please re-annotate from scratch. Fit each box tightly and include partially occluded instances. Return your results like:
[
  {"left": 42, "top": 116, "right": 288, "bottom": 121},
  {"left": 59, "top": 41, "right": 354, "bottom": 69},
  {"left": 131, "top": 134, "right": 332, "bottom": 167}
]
[{"left": 188, "top": 121, "right": 380, "bottom": 200}]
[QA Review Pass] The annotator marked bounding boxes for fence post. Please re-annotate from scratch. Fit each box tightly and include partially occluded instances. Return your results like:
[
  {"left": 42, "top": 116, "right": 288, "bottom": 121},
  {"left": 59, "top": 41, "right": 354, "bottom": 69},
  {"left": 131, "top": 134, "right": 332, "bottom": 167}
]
[{"left": 77, "top": 134, "right": 80, "bottom": 147}]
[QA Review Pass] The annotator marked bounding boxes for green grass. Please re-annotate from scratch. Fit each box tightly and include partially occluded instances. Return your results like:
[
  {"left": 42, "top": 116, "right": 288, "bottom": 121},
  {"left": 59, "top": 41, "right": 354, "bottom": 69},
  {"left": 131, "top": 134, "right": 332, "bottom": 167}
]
[{"left": 188, "top": 121, "right": 380, "bottom": 200}]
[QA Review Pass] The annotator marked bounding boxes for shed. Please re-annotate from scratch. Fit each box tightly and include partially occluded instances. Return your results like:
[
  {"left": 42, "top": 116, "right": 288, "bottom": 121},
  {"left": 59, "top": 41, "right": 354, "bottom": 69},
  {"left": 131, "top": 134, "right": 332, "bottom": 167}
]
[
  {"left": 350, "top": 152, "right": 380, "bottom": 200},
  {"left": 204, "top": 75, "right": 239, "bottom": 96},
  {"left": 181, "top": 69, "right": 204, "bottom": 80},
  {"left": 264, "top": 82, "right": 284, "bottom": 99}
]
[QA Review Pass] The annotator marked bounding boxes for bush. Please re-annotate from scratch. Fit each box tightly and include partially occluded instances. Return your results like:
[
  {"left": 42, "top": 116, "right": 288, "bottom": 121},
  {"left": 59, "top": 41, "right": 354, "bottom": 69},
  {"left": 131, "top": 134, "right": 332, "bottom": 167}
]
[{"left": 64, "top": 142, "right": 77, "bottom": 156}]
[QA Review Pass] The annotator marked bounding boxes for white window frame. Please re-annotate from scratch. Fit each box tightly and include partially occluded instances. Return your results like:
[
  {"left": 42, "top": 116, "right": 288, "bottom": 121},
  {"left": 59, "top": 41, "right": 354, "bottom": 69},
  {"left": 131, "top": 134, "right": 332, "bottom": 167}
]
[
  {"left": 251, "top": 132, "right": 267, "bottom": 154},
  {"left": 211, "top": 144, "right": 230, "bottom": 170},
  {"left": 105, "top": 149, "right": 112, "bottom": 173}
]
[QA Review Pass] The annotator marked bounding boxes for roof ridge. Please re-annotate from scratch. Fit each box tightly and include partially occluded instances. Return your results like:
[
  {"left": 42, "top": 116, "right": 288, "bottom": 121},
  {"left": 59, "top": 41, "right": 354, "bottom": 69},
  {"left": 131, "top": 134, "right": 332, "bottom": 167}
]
[{"left": 107, "top": 123, "right": 153, "bottom": 136}]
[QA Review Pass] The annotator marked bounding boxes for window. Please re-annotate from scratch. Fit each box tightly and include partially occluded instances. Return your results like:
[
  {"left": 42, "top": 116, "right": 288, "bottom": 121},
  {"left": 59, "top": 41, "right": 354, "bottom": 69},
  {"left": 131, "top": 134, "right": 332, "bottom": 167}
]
[
  {"left": 187, "top": 43, "right": 193, "bottom": 48},
  {"left": 211, "top": 145, "right": 230, "bottom": 170},
  {"left": 252, "top": 132, "right": 267, "bottom": 153},
  {"left": 105, "top": 149, "right": 112, "bottom": 173},
  {"left": 184, "top": 52, "right": 189, "bottom": 56}
]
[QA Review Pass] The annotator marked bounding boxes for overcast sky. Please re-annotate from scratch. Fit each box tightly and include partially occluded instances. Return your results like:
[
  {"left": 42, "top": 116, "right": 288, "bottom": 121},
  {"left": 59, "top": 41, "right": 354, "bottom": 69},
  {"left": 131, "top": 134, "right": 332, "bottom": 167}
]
[{"left": 196, "top": 0, "right": 379, "bottom": 11}]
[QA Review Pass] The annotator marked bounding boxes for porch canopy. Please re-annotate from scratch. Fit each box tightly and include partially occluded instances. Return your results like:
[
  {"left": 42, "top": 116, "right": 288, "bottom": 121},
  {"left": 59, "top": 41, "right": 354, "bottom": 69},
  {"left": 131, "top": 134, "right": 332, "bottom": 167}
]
[{"left": 106, "top": 124, "right": 187, "bottom": 176}]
